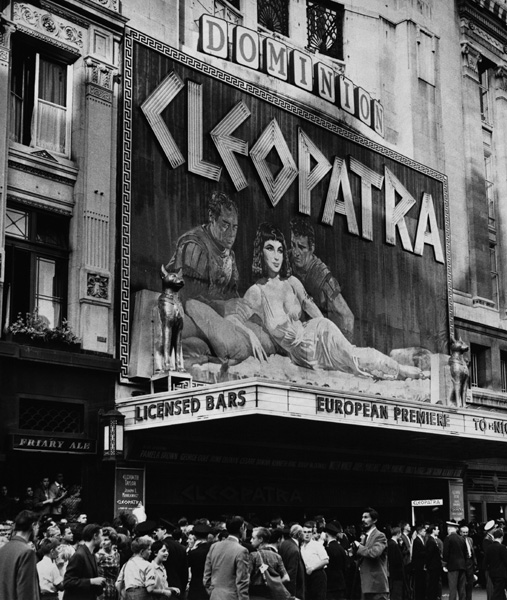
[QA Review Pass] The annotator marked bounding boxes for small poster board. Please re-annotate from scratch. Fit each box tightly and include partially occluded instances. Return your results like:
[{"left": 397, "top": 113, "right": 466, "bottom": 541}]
[
  {"left": 114, "top": 467, "right": 145, "bottom": 514},
  {"left": 449, "top": 480, "right": 465, "bottom": 523}
]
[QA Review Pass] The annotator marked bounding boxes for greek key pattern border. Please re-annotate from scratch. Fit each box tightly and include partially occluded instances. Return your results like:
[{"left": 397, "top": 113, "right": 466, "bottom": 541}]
[
  {"left": 119, "top": 29, "right": 453, "bottom": 377},
  {"left": 120, "top": 31, "right": 134, "bottom": 379}
]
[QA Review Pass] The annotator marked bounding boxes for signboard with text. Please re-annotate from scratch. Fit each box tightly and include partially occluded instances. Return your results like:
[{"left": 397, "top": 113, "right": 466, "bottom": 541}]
[
  {"left": 114, "top": 467, "right": 145, "bottom": 514},
  {"left": 449, "top": 480, "right": 465, "bottom": 522},
  {"left": 121, "top": 30, "right": 451, "bottom": 403},
  {"left": 117, "top": 380, "right": 507, "bottom": 445},
  {"left": 411, "top": 499, "right": 443, "bottom": 507},
  {"left": 11, "top": 434, "right": 96, "bottom": 454}
]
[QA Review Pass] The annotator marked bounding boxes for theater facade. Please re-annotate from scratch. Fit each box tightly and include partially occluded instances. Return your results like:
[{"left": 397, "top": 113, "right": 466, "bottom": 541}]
[
  {"left": 2, "top": 0, "right": 507, "bottom": 526},
  {"left": 113, "top": 1, "right": 507, "bottom": 527}
]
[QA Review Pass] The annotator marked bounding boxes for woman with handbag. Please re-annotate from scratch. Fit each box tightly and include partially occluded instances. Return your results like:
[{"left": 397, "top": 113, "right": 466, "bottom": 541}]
[{"left": 249, "top": 527, "right": 292, "bottom": 600}]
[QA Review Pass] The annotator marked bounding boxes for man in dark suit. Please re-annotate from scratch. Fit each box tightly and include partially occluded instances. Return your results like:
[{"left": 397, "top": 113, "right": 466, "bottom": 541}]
[
  {"left": 325, "top": 522, "right": 348, "bottom": 600},
  {"left": 399, "top": 522, "right": 413, "bottom": 600},
  {"left": 443, "top": 521, "right": 467, "bottom": 600},
  {"left": 425, "top": 524, "right": 443, "bottom": 600},
  {"left": 354, "top": 507, "right": 389, "bottom": 600},
  {"left": 459, "top": 524, "right": 477, "bottom": 600},
  {"left": 412, "top": 523, "right": 427, "bottom": 600},
  {"left": 63, "top": 523, "right": 105, "bottom": 599},
  {"left": 203, "top": 515, "right": 250, "bottom": 600},
  {"left": 0, "top": 510, "right": 41, "bottom": 600},
  {"left": 280, "top": 523, "right": 306, "bottom": 600},
  {"left": 187, "top": 522, "right": 212, "bottom": 600},
  {"left": 387, "top": 526, "right": 404, "bottom": 600},
  {"left": 483, "top": 529, "right": 507, "bottom": 600}
]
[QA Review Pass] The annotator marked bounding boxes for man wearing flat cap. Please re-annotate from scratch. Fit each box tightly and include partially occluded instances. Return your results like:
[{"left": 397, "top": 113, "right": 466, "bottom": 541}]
[
  {"left": 325, "top": 523, "right": 347, "bottom": 600},
  {"left": 443, "top": 521, "right": 467, "bottom": 600},
  {"left": 187, "top": 522, "right": 212, "bottom": 600}
]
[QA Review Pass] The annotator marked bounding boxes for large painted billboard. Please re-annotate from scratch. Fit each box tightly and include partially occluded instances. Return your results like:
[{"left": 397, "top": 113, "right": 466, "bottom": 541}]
[{"left": 121, "top": 29, "right": 452, "bottom": 403}]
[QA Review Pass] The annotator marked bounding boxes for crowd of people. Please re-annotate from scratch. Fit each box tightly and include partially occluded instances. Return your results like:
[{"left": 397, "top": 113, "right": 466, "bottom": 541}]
[
  {"left": 0, "top": 473, "right": 83, "bottom": 522},
  {"left": 0, "top": 502, "right": 505, "bottom": 600}
]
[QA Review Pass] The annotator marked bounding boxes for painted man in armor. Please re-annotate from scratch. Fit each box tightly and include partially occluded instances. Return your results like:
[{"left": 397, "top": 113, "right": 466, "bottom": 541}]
[
  {"left": 290, "top": 216, "right": 355, "bottom": 342},
  {"left": 166, "top": 191, "right": 241, "bottom": 315},
  {"left": 166, "top": 192, "right": 271, "bottom": 363}
]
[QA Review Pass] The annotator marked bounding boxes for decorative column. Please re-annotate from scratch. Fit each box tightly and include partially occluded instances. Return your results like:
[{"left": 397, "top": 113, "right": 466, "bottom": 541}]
[
  {"left": 73, "top": 55, "right": 118, "bottom": 353},
  {"left": 459, "top": 41, "right": 492, "bottom": 301},
  {"left": 492, "top": 65, "right": 507, "bottom": 317},
  {"left": 0, "top": 16, "right": 16, "bottom": 324}
]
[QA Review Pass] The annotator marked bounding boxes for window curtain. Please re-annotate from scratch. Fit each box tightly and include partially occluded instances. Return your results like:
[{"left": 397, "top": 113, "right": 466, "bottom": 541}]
[
  {"left": 35, "top": 101, "right": 66, "bottom": 153},
  {"left": 39, "top": 58, "right": 66, "bottom": 106},
  {"left": 33, "top": 58, "right": 67, "bottom": 154}
]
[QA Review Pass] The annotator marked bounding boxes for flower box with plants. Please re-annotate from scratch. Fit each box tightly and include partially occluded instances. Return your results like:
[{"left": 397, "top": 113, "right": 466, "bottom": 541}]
[{"left": 6, "top": 309, "right": 81, "bottom": 350}]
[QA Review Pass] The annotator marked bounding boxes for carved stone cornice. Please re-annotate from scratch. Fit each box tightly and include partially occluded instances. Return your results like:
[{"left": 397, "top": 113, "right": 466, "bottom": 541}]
[
  {"left": 459, "top": 0, "right": 507, "bottom": 47},
  {"left": 7, "top": 194, "right": 72, "bottom": 215},
  {"left": 461, "top": 16, "right": 507, "bottom": 57},
  {"left": 40, "top": 1, "right": 91, "bottom": 29},
  {"left": 89, "top": 0, "right": 119, "bottom": 13},
  {"left": 86, "top": 84, "right": 113, "bottom": 105},
  {"left": 13, "top": 2, "right": 85, "bottom": 54},
  {"left": 461, "top": 41, "right": 482, "bottom": 81},
  {"left": 85, "top": 57, "right": 116, "bottom": 90},
  {"left": 0, "top": 16, "right": 17, "bottom": 48},
  {"left": 8, "top": 160, "right": 76, "bottom": 186}
]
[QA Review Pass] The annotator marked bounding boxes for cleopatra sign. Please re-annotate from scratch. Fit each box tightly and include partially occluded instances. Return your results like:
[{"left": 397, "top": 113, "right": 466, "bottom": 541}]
[{"left": 199, "top": 14, "right": 384, "bottom": 137}]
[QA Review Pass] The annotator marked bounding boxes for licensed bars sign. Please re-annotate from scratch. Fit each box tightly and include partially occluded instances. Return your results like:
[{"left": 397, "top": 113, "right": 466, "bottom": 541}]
[
  {"left": 121, "top": 30, "right": 451, "bottom": 404},
  {"left": 117, "top": 380, "right": 507, "bottom": 444}
]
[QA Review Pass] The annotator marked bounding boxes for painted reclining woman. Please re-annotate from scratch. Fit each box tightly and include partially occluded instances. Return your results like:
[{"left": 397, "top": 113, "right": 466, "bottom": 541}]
[{"left": 229, "top": 222, "right": 427, "bottom": 380}]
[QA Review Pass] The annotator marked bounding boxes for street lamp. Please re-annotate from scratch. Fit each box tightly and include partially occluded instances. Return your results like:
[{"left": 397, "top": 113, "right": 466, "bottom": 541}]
[{"left": 100, "top": 408, "right": 125, "bottom": 461}]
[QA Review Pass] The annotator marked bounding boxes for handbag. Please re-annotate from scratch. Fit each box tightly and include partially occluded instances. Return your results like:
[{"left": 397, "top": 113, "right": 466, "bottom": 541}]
[{"left": 258, "top": 550, "right": 291, "bottom": 600}]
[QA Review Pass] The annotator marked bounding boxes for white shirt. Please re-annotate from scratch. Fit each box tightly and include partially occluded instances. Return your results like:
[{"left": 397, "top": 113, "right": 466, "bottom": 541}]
[
  {"left": 117, "top": 556, "right": 156, "bottom": 590},
  {"left": 301, "top": 539, "right": 328, "bottom": 570},
  {"left": 37, "top": 555, "right": 63, "bottom": 593}
]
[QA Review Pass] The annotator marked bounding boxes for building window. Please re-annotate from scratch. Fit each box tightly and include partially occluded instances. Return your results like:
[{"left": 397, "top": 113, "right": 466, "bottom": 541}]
[
  {"left": 479, "top": 66, "right": 491, "bottom": 125},
  {"left": 501, "top": 351, "right": 507, "bottom": 393},
  {"left": 258, "top": 0, "right": 289, "bottom": 36},
  {"left": 2, "top": 204, "right": 69, "bottom": 332},
  {"left": 9, "top": 36, "right": 72, "bottom": 156},
  {"left": 19, "top": 398, "right": 84, "bottom": 434},
  {"left": 484, "top": 130, "right": 495, "bottom": 230},
  {"left": 490, "top": 242, "right": 499, "bottom": 308},
  {"left": 214, "top": 0, "right": 242, "bottom": 25},
  {"left": 306, "top": 0, "right": 344, "bottom": 60},
  {"left": 469, "top": 343, "right": 489, "bottom": 388},
  {"left": 417, "top": 29, "right": 435, "bottom": 86}
]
